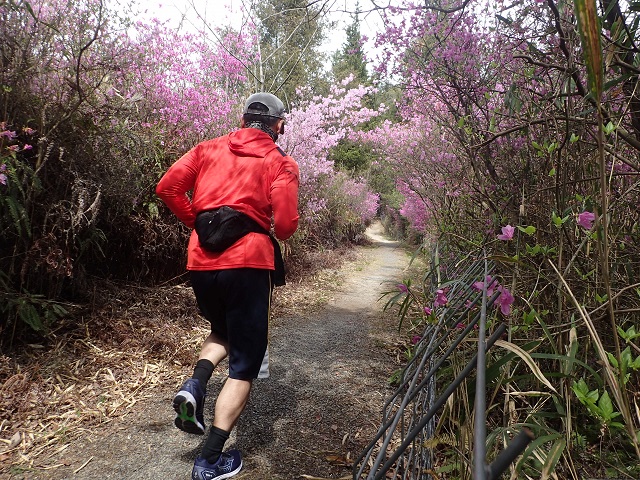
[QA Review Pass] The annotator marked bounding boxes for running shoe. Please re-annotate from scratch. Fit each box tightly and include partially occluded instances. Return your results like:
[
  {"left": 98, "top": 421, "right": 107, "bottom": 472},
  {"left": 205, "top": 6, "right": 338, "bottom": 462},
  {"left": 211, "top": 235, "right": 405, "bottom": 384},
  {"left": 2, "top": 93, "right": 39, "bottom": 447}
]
[
  {"left": 173, "top": 378, "right": 206, "bottom": 434},
  {"left": 191, "top": 450, "right": 243, "bottom": 480}
]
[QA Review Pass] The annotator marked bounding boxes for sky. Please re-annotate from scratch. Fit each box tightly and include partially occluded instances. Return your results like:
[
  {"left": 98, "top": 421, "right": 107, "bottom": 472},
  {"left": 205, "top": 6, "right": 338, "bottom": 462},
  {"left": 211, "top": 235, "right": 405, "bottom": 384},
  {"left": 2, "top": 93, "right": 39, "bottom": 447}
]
[{"left": 127, "top": 0, "right": 384, "bottom": 64}]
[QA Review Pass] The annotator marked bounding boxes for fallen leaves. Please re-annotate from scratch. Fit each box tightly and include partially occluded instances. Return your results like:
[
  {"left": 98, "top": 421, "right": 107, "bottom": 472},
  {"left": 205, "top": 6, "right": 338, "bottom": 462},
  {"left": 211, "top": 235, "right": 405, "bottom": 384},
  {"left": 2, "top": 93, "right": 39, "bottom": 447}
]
[{"left": 0, "top": 284, "right": 202, "bottom": 475}]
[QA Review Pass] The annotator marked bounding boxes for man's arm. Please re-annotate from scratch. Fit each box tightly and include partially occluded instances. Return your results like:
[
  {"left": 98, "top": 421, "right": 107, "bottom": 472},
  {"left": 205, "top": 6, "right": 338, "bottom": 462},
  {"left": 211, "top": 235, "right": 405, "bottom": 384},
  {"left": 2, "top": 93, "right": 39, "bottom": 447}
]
[
  {"left": 155, "top": 147, "right": 200, "bottom": 228},
  {"left": 271, "top": 158, "right": 300, "bottom": 240}
]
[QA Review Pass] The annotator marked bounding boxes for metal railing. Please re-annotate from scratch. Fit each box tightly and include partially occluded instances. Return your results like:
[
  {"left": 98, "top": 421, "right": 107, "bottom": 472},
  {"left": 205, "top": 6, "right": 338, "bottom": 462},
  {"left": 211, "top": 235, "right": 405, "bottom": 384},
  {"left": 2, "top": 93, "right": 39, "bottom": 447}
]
[{"left": 353, "top": 252, "right": 534, "bottom": 479}]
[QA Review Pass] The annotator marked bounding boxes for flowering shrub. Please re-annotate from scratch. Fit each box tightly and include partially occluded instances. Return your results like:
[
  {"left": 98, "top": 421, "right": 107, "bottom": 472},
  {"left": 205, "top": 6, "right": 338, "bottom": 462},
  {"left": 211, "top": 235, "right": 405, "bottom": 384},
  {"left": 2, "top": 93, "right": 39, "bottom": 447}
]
[
  {"left": 0, "top": 0, "right": 393, "bottom": 341},
  {"left": 122, "top": 19, "right": 255, "bottom": 151},
  {"left": 372, "top": 0, "right": 640, "bottom": 474},
  {"left": 280, "top": 77, "right": 384, "bottom": 249}
]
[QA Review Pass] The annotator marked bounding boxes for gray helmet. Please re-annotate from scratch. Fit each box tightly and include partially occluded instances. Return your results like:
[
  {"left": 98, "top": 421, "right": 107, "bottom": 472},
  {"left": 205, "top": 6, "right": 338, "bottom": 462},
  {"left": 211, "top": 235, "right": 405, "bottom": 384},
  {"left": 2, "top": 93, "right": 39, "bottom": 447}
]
[{"left": 243, "top": 92, "right": 286, "bottom": 119}]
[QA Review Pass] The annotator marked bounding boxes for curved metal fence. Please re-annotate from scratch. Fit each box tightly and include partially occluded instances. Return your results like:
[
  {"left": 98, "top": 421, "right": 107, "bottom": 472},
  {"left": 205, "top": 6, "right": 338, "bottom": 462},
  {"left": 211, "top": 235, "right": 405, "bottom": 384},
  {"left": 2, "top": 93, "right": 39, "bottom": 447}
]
[{"left": 353, "top": 251, "right": 534, "bottom": 480}]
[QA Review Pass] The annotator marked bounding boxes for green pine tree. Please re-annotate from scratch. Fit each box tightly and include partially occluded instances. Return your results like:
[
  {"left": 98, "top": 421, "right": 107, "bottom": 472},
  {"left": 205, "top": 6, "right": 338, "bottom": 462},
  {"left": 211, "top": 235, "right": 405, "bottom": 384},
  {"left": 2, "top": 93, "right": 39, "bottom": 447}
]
[{"left": 331, "top": 4, "right": 369, "bottom": 87}]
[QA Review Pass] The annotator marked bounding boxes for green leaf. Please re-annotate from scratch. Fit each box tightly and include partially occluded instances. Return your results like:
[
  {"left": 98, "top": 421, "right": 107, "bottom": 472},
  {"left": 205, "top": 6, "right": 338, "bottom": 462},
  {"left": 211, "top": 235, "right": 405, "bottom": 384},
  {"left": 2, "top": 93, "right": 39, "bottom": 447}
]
[
  {"left": 495, "top": 340, "right": 558, "bottom": 393},
  {"left": 604, "top": 73, "right": 634, "bottom": 91},
  {"left": 23, "top": 1, "right": 37, "bottom": 20},
  {"left": 17, "top": 301, "right": 43, "bottom": 331},
  {"left": 551, "top": 211, "right": 568, "bottom": 228},
  {"left": 517, "top": 225, "right": 536, "bottom": 235},
  {"left": 516, "top": 433, "right": 563, "bottom": 471},
  {"left": 541, "top": 437, "right": 566, "bottom": 480},
  {"left": 488, "top": 254, "right": 521, "bottom": 264},
  {"left": 618, "top": 325, "right": 638, "bottom": 341},
  {"left": 607, "top": 351, "right": 618, "bottom": 368},
  {"left": 572, "top": 378, "right": 590, "bottom": 400},
  {"left": 586, "top": 388, "right": 599, "bottom": 404},
  {"left": 504, "top": 83, "right": 522, "bottom": 113},
  {"left": 598, "top": 390, "right": 614, "bottom": 420},
  {"left": 526, "top": 243, "right": 541, "bottom": 255},
  {"left": 564, "top": 325, "right": 579, "bottom": 376},
  {"left": 570, "top": 133, "right": 580, "bottom": 143},
  {"left": 603, "top": 121, "right": 616, "bottom": 135},
  {"left": 146, "top": 201, "right": 159, "bottom": 218},
  {"left": 549, "top": 167, "right": 556, "bottom": 176}
]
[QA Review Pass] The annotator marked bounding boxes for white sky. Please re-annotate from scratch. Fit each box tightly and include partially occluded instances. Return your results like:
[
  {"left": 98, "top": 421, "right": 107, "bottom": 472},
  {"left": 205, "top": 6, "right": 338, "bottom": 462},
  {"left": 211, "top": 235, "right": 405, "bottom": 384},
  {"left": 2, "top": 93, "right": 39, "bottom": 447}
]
[{"left": 127, "top": 0, "right": 383, "bottom": 63}]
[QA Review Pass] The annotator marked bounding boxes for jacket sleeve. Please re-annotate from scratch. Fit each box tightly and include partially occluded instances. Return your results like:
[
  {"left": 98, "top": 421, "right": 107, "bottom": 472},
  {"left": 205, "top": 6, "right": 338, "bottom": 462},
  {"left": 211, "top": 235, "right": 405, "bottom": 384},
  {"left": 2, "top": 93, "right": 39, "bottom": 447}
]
[
  {"left": 155, "top": 146, "right": 200, "bottom": 229},
  {"left": 271, "top": 156, "right": 300, "bottom": 240}
]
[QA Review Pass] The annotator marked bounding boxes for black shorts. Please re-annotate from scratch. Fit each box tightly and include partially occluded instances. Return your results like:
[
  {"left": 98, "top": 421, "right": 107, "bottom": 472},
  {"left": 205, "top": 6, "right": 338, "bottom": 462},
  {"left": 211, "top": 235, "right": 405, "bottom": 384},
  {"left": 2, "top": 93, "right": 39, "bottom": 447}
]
[{"left": 189, "top": 269, "right": 272, "bottom": 380}]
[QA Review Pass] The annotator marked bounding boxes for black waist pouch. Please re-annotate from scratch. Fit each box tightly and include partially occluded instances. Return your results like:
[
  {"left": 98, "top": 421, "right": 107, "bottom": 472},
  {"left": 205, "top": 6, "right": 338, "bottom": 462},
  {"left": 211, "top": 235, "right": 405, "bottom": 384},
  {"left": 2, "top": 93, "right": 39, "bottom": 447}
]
[{"left": 195, "top": 206, "right": 286, "bottom": 286}]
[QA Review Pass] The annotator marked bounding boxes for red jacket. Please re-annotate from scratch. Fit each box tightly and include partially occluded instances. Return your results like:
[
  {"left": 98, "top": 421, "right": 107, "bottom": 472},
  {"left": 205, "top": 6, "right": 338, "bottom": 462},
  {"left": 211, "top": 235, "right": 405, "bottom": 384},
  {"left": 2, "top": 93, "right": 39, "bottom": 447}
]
[{"left": 156, "top": 128, "right": 300, "bottom": 271}]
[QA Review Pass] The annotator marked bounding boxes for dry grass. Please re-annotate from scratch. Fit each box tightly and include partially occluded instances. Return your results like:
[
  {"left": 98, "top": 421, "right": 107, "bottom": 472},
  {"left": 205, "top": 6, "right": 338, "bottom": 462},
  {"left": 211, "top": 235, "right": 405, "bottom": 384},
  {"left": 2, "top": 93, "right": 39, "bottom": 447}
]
[
  {"left": 0, "top": 246, "right": 363, "bottom": 475},
  {"left": 0, "top": 284, "right": 202, "bottom": 474}
]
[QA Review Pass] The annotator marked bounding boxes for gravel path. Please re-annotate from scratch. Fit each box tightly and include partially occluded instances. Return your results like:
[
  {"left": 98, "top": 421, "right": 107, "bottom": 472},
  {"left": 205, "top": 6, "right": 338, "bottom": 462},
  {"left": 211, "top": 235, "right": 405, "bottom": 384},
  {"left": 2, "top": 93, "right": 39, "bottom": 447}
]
[{"left": 38, "top": 223, "right": 409, "bottom": 480}]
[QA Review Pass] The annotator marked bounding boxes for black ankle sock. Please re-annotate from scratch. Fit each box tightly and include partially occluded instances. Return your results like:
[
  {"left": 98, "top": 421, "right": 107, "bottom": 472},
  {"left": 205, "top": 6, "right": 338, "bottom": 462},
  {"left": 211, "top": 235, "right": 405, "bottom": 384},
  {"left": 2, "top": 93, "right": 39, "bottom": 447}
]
[
  {"left": 192, "top": 359, "right": 215, "bottom": 386},
  {"left": 201, "top": 426, "right": 230, "bottom": 464}
]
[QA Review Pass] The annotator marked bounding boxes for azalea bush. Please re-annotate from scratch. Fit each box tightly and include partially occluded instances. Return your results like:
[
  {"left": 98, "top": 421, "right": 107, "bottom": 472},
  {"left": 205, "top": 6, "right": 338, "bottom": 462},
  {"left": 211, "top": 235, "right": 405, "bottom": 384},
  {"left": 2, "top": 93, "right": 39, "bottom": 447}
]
[
  {"left": 0, "top": 1, "right": 388, "bottom": 342},
  {"left": 280, "top": 78, "right": 384, "bottom": 252},
  {"left": 0, "top": 0, "right": 251, "bottom": 339},
  {"left": 369, "top": 0, "right": 640, "bottom": 476}
]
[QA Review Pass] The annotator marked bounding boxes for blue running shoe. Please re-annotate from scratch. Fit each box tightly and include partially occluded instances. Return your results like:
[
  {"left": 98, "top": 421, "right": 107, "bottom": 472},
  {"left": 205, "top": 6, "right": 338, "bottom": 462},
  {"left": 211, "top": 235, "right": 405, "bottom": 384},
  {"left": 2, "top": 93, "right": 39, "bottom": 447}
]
[
  {"left": 173, "top": 378, "right": 206, "bottom": 434},
  {"left": 191, "top": 450, "right": 243, "bottom": 480}
]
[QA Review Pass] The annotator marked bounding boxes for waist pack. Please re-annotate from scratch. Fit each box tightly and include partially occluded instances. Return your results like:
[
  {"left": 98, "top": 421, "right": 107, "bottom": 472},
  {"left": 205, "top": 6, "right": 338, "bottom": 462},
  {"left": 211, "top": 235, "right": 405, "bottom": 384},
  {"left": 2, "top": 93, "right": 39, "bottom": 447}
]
[{"left": 194, "top": 206, "right": 286, "bottom": 286}]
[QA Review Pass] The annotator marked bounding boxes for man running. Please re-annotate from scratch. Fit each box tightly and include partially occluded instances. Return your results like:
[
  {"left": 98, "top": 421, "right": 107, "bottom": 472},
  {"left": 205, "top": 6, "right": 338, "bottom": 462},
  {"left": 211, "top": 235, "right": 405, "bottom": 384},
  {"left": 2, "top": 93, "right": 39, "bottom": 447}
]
[{"left": 156, "top": 92, "right": 300, "bottom": 479}]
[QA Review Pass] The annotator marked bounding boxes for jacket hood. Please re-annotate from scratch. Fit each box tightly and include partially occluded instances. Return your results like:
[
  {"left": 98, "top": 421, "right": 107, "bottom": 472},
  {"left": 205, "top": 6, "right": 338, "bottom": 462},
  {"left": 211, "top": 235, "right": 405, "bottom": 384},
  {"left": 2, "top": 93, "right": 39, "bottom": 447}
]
[{"left": 228, "top": 128, "right": 278, "bottom": 158}]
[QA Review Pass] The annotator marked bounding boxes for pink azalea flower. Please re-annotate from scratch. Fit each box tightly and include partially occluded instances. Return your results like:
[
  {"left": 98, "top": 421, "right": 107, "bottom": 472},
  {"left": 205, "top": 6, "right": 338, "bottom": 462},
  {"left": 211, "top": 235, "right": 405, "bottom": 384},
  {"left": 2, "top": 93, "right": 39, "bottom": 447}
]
[
  {"left": 456, "top": 322, "right": 465, "bottom": 329},
  {"left": 0, "top": 163, "right": 6, "bottom": 172},
  {"left": 23, "top": 127, "right": 36, "bottom": 135},
  {"left": 423, "top": 306, "right": 432, "bottom": 316},
  {"left": 411, "top": 335, "right": 422, "bottom": 345},
  {"left": 577, "top": 211, "right": 595, "bottom": 230},
  {"left": 7, "top": 145, "right": 19, "bottom": 152},
  {"left": 433, "top": 289, "right": 448, "bottom": 308},
  {"left": 23, "top": 144, "right": 33, "bottom": 150},
  {"left": 397, "top": 283, "right": 408, "bottom": 293},
  {"left": 0, "top": 130, "right": 17, "bottom": 139},
  {"left": 472, "top": 275, "right": 496, "bottom": 296},
  {"left": 496, "top": 286, "right": 514, "bottom": 315},
  {"left": 497, "top": 224, "right": 515, "bottom": 241},
  {"left": 0, "top": 173, "right": 7, "bottom": 185}
]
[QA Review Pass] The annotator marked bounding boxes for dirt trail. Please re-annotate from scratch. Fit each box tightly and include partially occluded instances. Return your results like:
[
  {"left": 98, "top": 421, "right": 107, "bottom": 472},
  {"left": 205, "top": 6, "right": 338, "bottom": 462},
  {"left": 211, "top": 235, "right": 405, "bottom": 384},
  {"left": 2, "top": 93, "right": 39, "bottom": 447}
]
[{"left": 36, "top": 222, "right": 409, "bottom": 480}]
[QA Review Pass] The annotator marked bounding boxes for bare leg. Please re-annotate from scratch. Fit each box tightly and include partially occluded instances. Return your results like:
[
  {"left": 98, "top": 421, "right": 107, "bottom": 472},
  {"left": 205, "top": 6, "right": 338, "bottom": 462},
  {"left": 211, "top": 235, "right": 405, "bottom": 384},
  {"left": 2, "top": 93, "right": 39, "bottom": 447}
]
[
  {"left": 212, "top": 378, "right": 252, "bottom": 432},
  {"left": 198, "top": 332, "right": 229, "bottom": 366}
]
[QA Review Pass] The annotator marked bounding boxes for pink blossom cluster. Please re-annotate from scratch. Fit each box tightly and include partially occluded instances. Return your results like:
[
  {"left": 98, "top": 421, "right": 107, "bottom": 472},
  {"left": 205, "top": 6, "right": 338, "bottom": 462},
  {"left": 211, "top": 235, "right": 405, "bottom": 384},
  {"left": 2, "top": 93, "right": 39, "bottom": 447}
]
[
  {"left": 471, "top": 275, "right": 515, "bottom": 315},
  {"left": 0, "top": 163, "right": 7, "bottom": 186},
  {"left": 280, "top": 78, "right": 385, "bottom": 217},
  {"left": 497, "top": 225, "right": 515, "bottom": 241},
  {"left": 340, "top": 176, "right": 380, "bottom": 223},
  {"left": 355, "top": 116, "right": 466, "bottom": 233},
  {"left": 397, "top": 180, "right": 430, "bottom": 231},
  {"left": 4, "top": 1, "right": 256, "bottom": 154},
  {"left": 577, "top": 211, "right": 595, "bottom": 230},
  {"left": 123, "top": 19, "right": 255, "bottom": 147}
]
